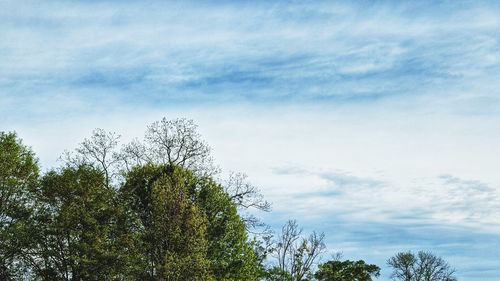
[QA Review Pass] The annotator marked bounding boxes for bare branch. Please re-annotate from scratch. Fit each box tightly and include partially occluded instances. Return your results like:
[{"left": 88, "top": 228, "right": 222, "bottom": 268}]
[
  {"left": 224, "top": 172, "right": 271, "bottom": 211},
  {"left": 62, "top": 129, "right": 120, "bottom": 188},
  {"left": 272, "top": 220, "right": 326, "bottom": 280}
]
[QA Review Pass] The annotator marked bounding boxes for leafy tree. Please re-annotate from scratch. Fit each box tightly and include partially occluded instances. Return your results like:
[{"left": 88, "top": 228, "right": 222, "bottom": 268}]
[
  {"left": 0, "top": 132, "right": 39, "bottom": 280},
  {"left": 0, "top": 122, "right": 271, "bottom": 280},
  {"left": 120, "top": 164, "right": 209, "bottom": 280},
  {"left": 196, "top": 175, "right": 262, "bottom": 280},
  {"left": 32, "top": 165, "right": 122, "bottom": 280},
  {"left": 151, "top": 166, "right": 212, "bottom": 280},
  {"left": 387, "top": 251, "right": 457, "bottom": 281},
  {"left": 121, "top": 163, "right": 262, "bottom": 280},
  {"left": 315, "top": 258, "right": 380, "bottom": 281},
  {"left": 68, "top": 119, "right": 271, "bottom": 230}
]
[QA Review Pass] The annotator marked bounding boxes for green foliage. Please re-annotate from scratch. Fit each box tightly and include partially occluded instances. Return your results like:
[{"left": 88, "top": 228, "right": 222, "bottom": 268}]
[
  {"left": 315, "top": 259, "right": 380, "bottom": 281},
  {"left": 32, "top": 165, "right": 122, "bottom": 280},
  {"left": 0, "top": 132, "right": 39, "bottom": 280},
  {"left": 150, "top": 167, "right": 211, "bottom": 280},
  {"left": 120, "top": 164, "right": 261, "bottom": 280},
  {"left": 265, "top": 266, "right": 293, "bottom": 281},
  {"left": 0, "top": 128, "right": 354, "bottom": 281},
  {"left": 197, "top": 176, "right": 262, "bottom": 280}
]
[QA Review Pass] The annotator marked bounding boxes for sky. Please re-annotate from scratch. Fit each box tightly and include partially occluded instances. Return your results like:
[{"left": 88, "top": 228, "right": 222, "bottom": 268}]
[{"left": 1, "top": 0, "right": 500, "bottom": 279}]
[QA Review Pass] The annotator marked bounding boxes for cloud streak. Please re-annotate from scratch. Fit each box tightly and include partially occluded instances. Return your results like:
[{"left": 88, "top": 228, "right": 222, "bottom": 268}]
[{"left": 1, "top": 0, "right": 500, "bottom": 112}]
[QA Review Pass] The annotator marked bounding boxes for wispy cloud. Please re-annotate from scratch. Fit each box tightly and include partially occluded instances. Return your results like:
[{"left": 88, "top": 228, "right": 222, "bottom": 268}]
[
  {"left": 2, "top": 0, "right": 500, "bottom": 114},
  {"left": 269, "top": 165, "right": 500, "bottom": 231}
]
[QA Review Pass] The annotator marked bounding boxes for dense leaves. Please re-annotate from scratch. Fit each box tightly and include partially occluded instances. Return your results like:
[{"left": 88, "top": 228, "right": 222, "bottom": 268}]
[
  {"left": 196, "top": 175, "right": 262, "bottom": 280},
  {"left": 0, "top": 132, "right": 39, "bottom": 280},
  {"left": 121, "top": 165, "right": 212, "bottom": 280},
  {"left": 32, "top": 166, "right": 121, "bottom": 280},
  {"left": 315, "top": 259, "right": 380, "bottom": 281},
  {"left": 121, "top": 164, "right": 261, "bottom": 280}
]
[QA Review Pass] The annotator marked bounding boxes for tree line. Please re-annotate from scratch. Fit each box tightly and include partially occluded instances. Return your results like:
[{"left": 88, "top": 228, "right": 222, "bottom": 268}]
[{"left": 0, "top": 118, "right": 457, "bottom": 280}]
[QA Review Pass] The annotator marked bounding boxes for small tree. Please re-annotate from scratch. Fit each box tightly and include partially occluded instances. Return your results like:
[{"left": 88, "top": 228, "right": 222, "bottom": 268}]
[
  {"left": 387, "top": 251, "right": 457, "bottom": 281},
  {"left": 315, "top": 257, "right": 380, "bottom": 281}
]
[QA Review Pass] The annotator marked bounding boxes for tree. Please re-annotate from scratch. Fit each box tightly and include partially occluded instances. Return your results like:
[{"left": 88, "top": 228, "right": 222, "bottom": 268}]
[
  {"left": 315, "top": 257, "right": 380, "bottom": 281},
  {"left": 387, "top": 251, "right": 457, "bottom": 281},
  {"left": 69, "top": 118, "right": 270, "bottom": 226},
  {"left": 223, "top": 172, "right": 271, "bottom": 231},
  {"left": 62, "top": 128, "right": 121, "bottom": 188},
  {"left": 121, "top": 118, "right": 215, "bottom": 176},
  {"left": 0, "top": 132, "right": 39, "bottom": 280},
  {"left": 120, "top": 164, "right": 212, "bottom": 280},
  {"left": 0, "top": 121, "right": 271, "bottom": 280},
  {"left": 150, "top": 166, "right": 212, "bottom": 281},
  {"left": 32, "top": 165, "right": 122, "bottom": 280},
  {"left": 120, "top": 164, "right": 261, "bottom": 280},
  {"left": 269, "top": 220, "right": 326, "bottom": 281},
  {"left": 196, "top": 174, "right": 262, "bottom": 280}
]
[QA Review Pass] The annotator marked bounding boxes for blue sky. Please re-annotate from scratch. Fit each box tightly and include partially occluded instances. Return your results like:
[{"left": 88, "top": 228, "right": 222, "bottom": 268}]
[{"left": 1, "top": 1, "right": 500, "bottom": 280}]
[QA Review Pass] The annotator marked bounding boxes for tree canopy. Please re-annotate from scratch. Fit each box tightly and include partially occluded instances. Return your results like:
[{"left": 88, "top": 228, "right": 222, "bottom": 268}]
[
  {"left": 0, "top": 122, "right": 265, "bottom": 280},
  {"left": 315, "top": 258, "right": 380, "bottom": 281},
  {"left": 0, "top": 132, "right": 39, "bottom": 280},
  {"left": 0, "top": 119, "right": 460, "bottom": 281}
]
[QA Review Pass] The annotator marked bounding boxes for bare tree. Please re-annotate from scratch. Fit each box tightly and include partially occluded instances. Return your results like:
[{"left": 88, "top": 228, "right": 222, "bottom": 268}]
[
  {"left": 387, "top": 251, "right": 457, "bottom": 281},
  {"left": 224, "top": 172, "right": 271, "bottom": 211},
  {"left": 62, "top": 128, "right": 121, "bottom": 188},
  {"left": 272, "top": 220, "right": 326, "bottom": 281},
  {"left": 145, "top": 118, "right": 216, "bottom": 174},
  {"left": 223, "top": 172, "right": 271, "bottom": 231},
  {"left": 118, "top": 138, "right": 149, "bottom": 171},
  {"left": 118, "top": 118, "right": 218, "bottom": 177}
]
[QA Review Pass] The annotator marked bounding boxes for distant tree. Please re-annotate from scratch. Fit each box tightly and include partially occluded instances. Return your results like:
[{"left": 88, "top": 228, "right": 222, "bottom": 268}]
[
  {"left": 387, "top": 251, "right": 457, "bottom": 281},
  {"left": 315, "top": 256, "right": 380, "bottom": 281},
  {"left": 0, "top": 132, "right": 39, "bottom": 280},
  {"left": 268, "top": 220, "right": 326, "bottom": 281}
]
